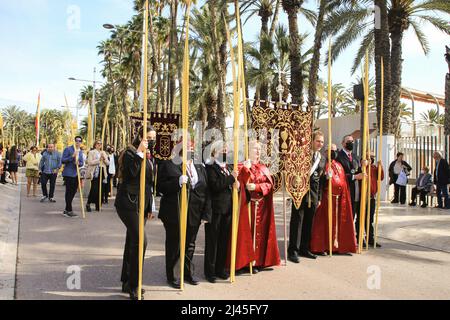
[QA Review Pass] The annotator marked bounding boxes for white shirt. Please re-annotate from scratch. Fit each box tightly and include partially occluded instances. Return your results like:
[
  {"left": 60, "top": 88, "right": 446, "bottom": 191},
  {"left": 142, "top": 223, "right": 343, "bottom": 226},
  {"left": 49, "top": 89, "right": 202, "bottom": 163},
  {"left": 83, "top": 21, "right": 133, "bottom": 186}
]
[
  {"left": 187, "top": 161, "right": 198, "bottom": 188},
  {"left": 394, "top": 161, "right": 403, "bottom": 175},
  {"left": 108, "top": 154, "right": 116, "bottom": 175},
  {"left": 310, "top": 151, "right": 321, "bottom": 176},
  {"left": 215, "top": 159, "right": 230, "bottom": 175}
]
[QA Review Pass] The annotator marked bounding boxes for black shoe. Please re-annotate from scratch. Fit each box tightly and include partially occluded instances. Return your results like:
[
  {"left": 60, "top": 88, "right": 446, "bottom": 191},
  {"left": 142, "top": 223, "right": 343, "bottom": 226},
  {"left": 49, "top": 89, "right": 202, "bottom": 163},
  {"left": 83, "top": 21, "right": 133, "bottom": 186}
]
[
  {"left": 216, "top": 272, "right": 229, "bottom": 280},
  {"left": 369, "top": 242, "right": 382, "bottom": 248},
  {"left": 409, "top": 202, "right": 416, "bottom": 206},
  {"left": 129, "top": 289, "right": 144, "bottom": 300},
  {"left": 167, "top": 279, "right": 181, "bottom": 289},
  {"left": 314, "top": 252, "right": 328, "bottom": 256},
  {"left": 86, "top": 204, "right": 92, "bottom": 212},
  {"left": 185, "top": 276, "right": 200, "bottom": 286},
  {"left": 122, "top": 282, "right": 145, "bottom": 294},
  {"left": 391, "top": 200, "right": 399, "bottom": 204},
  {"left": 251, "top": 267, "right": 259, "bottom": 274},
  {"left": 62, "top": 211, "right": 78, "bottom": 218},
  {"left": 206, "top": 276, "right": 216, "bottom": 283},
  {"left": 287, "top": 252, "right": 300, "bottom": 263},
  {"left": 299, "top": 251, "right": 317, "bottom": 259},
  {"left": 420, "top": 203, "right": 427, "bottom": 208},
  {"left": 335, "top": 252, "right": 353, "bottom": 256}
]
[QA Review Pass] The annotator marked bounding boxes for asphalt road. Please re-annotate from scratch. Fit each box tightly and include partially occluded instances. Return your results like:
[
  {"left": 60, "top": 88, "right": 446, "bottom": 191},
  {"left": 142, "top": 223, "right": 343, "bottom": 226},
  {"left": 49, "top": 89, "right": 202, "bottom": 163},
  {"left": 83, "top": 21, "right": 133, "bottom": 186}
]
[{"left": 14, "top": 178, "right": 450, "bottom": 300}]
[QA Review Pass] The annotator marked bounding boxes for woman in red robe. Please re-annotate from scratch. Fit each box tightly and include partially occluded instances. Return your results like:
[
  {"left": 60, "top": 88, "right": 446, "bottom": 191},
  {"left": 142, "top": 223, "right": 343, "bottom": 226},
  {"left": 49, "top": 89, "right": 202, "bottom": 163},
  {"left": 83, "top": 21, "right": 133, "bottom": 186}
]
[
  {"left": 233, "top": 141, "right": 281, "bottom": 273},
  {"left": 310, "top": 145, "right": 357, "bottom": 254}
]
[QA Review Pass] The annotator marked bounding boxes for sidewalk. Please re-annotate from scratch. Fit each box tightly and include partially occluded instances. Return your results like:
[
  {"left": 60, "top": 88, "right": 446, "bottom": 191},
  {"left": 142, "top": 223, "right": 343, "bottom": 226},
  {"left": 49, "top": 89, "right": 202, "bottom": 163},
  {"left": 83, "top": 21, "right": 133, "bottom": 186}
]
[
  {"left": 377, "top": 202, "right": 450, "bottom": 253},
  {"left": 9, "top": 179, "right": 450, "bottom": 299},
  {"left": 0, "top": 180, "right": 21, "bottom": 300}
]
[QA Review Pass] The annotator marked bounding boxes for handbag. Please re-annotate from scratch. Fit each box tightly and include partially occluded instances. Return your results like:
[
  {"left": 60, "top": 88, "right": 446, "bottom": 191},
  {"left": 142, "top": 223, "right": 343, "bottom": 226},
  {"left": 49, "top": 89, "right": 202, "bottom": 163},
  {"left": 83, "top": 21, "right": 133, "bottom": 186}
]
[{"left": 396, "top": 170, "right": 408, "bottom": 186}]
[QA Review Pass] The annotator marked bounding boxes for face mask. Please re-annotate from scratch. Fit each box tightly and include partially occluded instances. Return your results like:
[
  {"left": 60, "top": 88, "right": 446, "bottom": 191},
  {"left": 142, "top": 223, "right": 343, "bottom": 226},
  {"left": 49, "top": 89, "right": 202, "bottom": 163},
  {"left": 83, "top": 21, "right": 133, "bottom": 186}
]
[
  {"left": 345, "top": 141, "right": 354, "bottom": 151},
  {"left": 221, "top": 152, "right": 228, "bottom": 163},
  {"left": 186, "top": 151, "right": 193, "bottom": 160},
  {"left": 371, "top": 158, "right": 375, "bottom": 164},
  {"left": 149, "top": 140, "right": 156, "bottom": 151},
  {"left": 331, "top": 150, "right": 338, "bottom": 160},
  {"left": 421, "top": 170, "right": 425, "bottom": 175}
]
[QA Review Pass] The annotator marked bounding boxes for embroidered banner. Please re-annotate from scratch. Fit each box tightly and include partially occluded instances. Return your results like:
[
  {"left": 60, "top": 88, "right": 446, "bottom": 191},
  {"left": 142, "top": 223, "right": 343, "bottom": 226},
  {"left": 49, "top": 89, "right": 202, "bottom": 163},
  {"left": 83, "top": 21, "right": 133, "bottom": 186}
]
[
  {"left": 130, "top": 112, "right": 180, "bottom": 161},
  {"left": 251, "top": 104, "right": 313, "bottom": 209}
]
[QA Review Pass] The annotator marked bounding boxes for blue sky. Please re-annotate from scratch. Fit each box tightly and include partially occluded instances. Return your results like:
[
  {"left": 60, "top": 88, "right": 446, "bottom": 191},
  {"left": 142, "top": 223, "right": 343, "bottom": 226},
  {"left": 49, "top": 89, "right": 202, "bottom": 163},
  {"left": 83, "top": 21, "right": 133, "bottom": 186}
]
[{"left": 0, "top": 0, "right": 448, "bottom": 120}]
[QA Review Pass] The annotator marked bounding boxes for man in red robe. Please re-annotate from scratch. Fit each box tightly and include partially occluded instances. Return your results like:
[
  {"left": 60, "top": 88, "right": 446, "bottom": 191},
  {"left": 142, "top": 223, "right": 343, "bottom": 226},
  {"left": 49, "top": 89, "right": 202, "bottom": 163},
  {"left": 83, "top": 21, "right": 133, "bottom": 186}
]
[
  {"left": 310, "top": 144, "right": 357, "bottom": 255},
  {"left": 232, "top": 141, "right": 281, "bottom": 273}
]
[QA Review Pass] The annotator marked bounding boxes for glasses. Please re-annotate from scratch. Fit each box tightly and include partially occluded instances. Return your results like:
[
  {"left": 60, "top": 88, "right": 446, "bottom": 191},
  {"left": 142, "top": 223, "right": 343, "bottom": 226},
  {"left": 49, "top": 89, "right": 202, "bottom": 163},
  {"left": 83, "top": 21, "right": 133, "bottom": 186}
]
[{"left": 75, "top": 139, "right": 82, "bottom": 143}]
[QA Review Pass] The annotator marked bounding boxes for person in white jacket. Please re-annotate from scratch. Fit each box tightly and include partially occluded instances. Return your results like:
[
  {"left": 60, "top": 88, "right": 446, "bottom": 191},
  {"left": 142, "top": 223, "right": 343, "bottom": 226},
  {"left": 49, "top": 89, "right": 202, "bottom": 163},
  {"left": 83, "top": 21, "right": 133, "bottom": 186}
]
[{"left": 85, "top": 140, "right": 109, "bottom": 212}]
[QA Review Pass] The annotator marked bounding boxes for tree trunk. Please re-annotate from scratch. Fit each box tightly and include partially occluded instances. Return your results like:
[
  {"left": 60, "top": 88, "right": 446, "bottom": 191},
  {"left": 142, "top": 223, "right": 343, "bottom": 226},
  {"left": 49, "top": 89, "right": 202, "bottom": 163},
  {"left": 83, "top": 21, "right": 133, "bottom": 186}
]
[
  {"left": 307, "top": 0, "right": 326, "bottom": 108},
  {"left": 445, "top": 72, "right": 450, "bottom": 135},
  {"left": 283, "top": 1, "right": 304, "bottom": 106},
  {"left": 374, "top": 0, "right": 392, "bottom": 135},
  {"left": 167, "top": 0, "right": 178, "bottom": 113},
  {"left": 269, "top": 0, "right": 281, "bottom": 38},
  {"left": 259, "top": 11, "right": 271, "bottom": 104},
  {"left": 389, "top": 29, "right": 404, "bottom": 136}
]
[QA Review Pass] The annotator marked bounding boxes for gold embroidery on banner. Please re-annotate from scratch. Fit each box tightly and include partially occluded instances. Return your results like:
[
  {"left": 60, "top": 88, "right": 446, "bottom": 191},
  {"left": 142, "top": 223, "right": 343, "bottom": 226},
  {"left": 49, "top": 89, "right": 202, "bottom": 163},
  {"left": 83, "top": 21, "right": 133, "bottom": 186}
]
[{"left": 251, "top": 106, "right": 313, "bottom": 209}]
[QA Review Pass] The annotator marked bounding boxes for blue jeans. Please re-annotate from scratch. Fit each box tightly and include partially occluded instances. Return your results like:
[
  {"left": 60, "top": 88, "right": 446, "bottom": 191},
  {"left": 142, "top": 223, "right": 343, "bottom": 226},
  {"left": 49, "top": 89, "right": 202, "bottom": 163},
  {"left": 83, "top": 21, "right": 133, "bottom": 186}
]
[{"left": 435, "top": 184, "right": 449, "bottom": 208}]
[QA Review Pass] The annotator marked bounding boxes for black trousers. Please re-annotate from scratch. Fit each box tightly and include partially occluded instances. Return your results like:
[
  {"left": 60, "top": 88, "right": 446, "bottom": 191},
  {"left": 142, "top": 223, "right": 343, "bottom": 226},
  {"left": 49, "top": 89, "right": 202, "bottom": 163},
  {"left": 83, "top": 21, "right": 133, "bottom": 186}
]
[
  {"left": 204, "top": 213, "right": 231, "bottom": 278},
  {"left": 392, "top": 174, "right": 406, "bottom": 204},
  {"left": 104, "top": 174, "right": 112, "bottom": 203},
  {"left": 64, "top": 176, "right": 78, "bottom": 212},
  {"left": 41, "top": 173, "right": 57, "bottom": 199},
  {"left": 288, "top": 198, "right": 316, "bottom": 254},
  {"left": 410, "top": 187, "right": 428, "bottom": 204},
  {"left": 354, "top": 199, "right": 377, "bottom": 244},
  {"left": 87, "top": 177, "right": 101, "bottom": 209},
  {"left": 163, "top": 222, "right": 200, "bottom": 281},
  {"left": 117, "top": 203, "right": 148, "bottom": 290},
  {"left": 0, "top": 171, "right": 6, "bottom": 183}
]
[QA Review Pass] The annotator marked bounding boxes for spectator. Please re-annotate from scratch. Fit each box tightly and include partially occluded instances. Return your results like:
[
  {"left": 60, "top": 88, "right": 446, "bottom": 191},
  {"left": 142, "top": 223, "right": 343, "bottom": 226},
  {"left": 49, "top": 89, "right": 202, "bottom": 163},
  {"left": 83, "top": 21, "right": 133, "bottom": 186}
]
[
  {"left": 409, "top": 166, "right": 433, "bottom": 208},
  {"left": 61, "top": 136, "right": 84, "bottom": 218},
  {"left": 388, "top": 152, "right": 412, "bottom": 204},
  {"left": 39, "top": 143, "right": 62, "bottom": 203},
  {"left": 0, "top": 144, "right": 4, "bottom": 182},
  {"left": 85, "top": 140, "right": 109, "bottom": 212},
  {"left": 0, "top": 145, "right": 7, "bottom": 184},
  {"left": 7, "top": 145, "right": 19, "bottom": 185},
  {"left": 433, "top": 152, "right": 450, "bottom": 209},
  {"left": 23, "top": 146, "right": 42, "bottom": 197}
]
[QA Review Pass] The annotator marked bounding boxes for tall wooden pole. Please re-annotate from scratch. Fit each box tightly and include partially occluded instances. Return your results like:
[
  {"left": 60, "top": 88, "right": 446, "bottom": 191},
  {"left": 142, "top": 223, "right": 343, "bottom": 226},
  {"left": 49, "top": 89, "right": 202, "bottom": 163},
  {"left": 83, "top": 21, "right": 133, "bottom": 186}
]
[
  {"left": 224, "top": 10, "right": 240, "bottom": 283},
  {"left": 137, "top": 0, "right": 149, "bottom": 300},
  {"left": 327, "top": 39, "right": 333, "bottom": 257},
  {"left": 366, "top": 124, "right": 371, "bottom": 250},
  {"left": 358, "top": 51, "right": 370, "bottom": 254},
  {"left": 235, "top": 0, "right": 253, "bottom": 277},
  {"left": 374, "top": 58, "right": 384, "bottom": 248},
  {"left": 179, "top": 0, "right": 192, "bottom": 291},
  {"left": 99, "top": 95, "right": 112, "bottom": 212}
]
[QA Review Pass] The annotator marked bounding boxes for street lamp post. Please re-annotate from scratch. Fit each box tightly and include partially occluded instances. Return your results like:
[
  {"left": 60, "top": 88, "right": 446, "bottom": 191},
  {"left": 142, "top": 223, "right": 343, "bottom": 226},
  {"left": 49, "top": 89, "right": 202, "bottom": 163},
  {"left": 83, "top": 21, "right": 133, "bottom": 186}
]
[{"left": 68, "top": 68, "right": 103, "bottom": 146}]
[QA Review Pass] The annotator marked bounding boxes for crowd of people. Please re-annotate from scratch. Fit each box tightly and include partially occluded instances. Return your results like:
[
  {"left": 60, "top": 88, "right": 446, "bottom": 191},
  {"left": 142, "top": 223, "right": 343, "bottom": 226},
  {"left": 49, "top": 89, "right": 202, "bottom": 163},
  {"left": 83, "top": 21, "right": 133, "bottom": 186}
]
[{"left": 3, "top": 129, "right": 450, "bottom": 301}]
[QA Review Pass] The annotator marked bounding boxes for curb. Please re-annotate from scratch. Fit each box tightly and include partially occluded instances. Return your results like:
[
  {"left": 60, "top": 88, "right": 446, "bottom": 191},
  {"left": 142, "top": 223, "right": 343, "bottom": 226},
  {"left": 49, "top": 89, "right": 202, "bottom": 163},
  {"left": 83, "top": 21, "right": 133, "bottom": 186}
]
[{"left": 0, "top": 179, "right": 21, "bottom": 300}]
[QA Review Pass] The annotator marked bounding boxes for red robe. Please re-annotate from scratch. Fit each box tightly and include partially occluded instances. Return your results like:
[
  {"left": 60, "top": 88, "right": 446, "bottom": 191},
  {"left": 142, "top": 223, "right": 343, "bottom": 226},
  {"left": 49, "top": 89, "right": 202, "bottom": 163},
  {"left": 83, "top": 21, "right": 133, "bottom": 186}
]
[
  {"left": 230, "top": 163, "right": 281, "bottom": 271},
  {"left": 310, "top": 160, "right": 357, "bottom": 254}
]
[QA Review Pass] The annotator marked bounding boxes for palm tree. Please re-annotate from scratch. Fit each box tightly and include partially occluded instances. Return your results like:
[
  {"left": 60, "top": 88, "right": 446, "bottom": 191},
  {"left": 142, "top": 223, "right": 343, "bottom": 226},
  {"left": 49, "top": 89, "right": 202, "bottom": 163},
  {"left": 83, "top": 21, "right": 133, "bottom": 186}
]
[
  {"left": 281, "top": 0, "right": 317, "bottom": 105},
  {"left": 420, "top": 109, "right": 444, "bottom": 125},
  {"left": 282, "top": 0, "right": 303, "bottom": 105},
  {"left": 324, "top": 0, "right": 450, "bottom": 134}
]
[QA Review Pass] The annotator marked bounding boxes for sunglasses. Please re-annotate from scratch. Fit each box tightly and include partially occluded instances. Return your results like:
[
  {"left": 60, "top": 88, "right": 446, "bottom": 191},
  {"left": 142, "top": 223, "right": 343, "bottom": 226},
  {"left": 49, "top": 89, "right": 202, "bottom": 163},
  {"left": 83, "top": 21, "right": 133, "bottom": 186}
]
[{"left": 75, "top": 139, "right": 82, "bottom": 143}]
